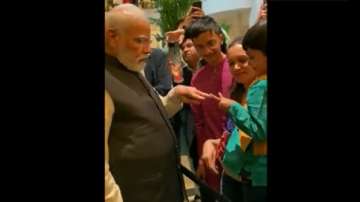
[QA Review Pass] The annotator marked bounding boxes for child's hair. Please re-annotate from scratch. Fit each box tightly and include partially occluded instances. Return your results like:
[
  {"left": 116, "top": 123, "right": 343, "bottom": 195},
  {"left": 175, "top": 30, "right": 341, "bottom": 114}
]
[
  {"left": 185, "top": 16, "right": 223, "bottom": 39},
  {"left": 242, "top": 20, "right": 267, "bottom": 56},
  {"left": 228, "top": 36, "right": 243, "bottom": 49},
  {"left": 185, "top": 15, "right": 227, "bottom": 54},
  {"left": 220, "top": 37, "right": 227, "bottom": 54},
  {"left": 181, "top": 27, "right": 193, "bottom": 47},
  {"left": 230, "top": 83, "right": 246, "bottom": 103}
]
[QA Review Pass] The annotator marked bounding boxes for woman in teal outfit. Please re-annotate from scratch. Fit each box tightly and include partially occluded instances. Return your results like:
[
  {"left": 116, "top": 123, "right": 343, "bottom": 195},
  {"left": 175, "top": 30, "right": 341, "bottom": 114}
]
[{"left": 210, "top": 20, "right": 267, "bottom": 202}]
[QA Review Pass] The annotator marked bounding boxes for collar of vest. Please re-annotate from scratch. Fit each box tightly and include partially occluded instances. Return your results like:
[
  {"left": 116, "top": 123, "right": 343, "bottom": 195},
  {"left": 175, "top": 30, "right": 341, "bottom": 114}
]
[{"left": 105, "top": 54, "right": 138, "bottom": 76}]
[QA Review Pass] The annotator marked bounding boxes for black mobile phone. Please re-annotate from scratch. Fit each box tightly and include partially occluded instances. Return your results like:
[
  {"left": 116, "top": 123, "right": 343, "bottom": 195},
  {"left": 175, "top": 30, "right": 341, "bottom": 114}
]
[{"left": 192, "top": 1, "right": 202, "bottom": 9}]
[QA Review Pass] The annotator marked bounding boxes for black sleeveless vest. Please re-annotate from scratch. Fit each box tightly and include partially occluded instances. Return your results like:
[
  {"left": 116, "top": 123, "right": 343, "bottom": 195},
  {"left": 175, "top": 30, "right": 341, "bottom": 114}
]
[{"left": 105, "top": 55, "right": 185, "bottom": 202}]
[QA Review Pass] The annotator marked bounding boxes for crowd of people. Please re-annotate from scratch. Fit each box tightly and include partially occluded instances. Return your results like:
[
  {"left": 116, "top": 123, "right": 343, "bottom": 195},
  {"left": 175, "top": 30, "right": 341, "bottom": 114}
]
[{"left": 105, "top": 1, "right": 267, "bottom": 202}]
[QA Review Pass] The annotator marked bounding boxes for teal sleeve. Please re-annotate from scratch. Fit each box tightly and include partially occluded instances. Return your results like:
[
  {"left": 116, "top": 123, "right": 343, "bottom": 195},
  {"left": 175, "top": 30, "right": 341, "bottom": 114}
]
[{"left": 228, "top": 81, "right": 267, "bottom": 140}]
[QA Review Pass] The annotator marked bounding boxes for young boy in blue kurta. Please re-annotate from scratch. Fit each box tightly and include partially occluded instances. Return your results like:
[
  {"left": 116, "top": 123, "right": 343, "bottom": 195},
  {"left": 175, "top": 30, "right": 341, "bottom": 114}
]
[{"left": 212, "top": 20, "right": 267, "bottom": 202}]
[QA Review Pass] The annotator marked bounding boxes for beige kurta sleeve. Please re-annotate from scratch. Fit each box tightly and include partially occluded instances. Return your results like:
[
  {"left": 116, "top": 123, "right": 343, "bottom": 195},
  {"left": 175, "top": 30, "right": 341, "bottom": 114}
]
[
  {"left": 105, "top": 91, "right": 123, "bottom": 202},
  {"left": 159, "top": 87, "right": 183, "bottom": 118}
]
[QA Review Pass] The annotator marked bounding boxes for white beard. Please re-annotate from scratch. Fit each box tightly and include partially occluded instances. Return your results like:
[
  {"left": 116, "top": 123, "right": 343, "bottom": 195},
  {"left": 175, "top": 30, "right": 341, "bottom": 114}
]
[
  {"left": 122, "top": 61, "right": 145, "bottom": 73},
  {"left": 116, "top": 55, "right": 146, "bottom": 73}
]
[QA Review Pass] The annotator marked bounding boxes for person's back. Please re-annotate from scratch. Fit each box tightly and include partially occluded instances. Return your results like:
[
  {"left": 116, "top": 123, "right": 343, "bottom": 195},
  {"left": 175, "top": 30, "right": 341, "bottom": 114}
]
[{"left": 144, "top": 48, "right": 172, "bottom": 96}]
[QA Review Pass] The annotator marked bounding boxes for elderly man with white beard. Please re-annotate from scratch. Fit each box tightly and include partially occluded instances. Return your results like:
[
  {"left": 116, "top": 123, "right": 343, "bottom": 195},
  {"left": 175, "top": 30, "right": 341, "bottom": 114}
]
[{"left": 104, "top": 4, "right": 210, "bottom": 202}]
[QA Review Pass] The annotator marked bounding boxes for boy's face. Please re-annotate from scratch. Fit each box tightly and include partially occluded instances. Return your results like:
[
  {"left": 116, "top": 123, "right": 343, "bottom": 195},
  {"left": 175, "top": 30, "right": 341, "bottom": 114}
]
[
  {"left": 192, "top": 31, "right": 223, "bottom": 64},
  {"left": 246, "top": 48, "right": 267, "bottom": 77}
]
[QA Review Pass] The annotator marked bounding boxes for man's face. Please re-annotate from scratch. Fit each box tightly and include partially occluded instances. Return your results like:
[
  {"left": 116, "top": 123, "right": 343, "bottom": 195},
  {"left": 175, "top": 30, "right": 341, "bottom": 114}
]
[
  {"left": 181, "top": 38, "right": 199, "bottom": 69},
  {"left": 192, "top": 31, "right": 223, "bottom": 64},
  {"left": 246, "top": 48, "right": 267, "bottom": 77},
  {"left": 113, "top": 19, "right": 151, "bottom": 72}
]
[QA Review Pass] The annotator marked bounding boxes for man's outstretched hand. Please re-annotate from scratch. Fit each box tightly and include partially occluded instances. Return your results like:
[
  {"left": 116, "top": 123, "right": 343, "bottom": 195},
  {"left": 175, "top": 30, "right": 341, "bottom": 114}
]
[{"left": 174, "top": 85, "right": 210, "bottom": 104}]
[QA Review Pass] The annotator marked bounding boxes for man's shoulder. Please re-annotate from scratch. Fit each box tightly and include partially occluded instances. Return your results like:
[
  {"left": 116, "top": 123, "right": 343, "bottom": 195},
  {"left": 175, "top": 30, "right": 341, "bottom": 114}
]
[
  {"left": 149, "top": 48, "right": 166, "bottom": 60},
  {"left": 151, "top": 48, "right": 166, "bottom": 55}
]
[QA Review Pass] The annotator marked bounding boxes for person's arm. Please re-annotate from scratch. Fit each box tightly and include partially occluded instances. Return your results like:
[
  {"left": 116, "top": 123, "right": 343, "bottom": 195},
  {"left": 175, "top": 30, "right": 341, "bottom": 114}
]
[
  {"left": 228, "top": 83, "right": 267, "bottom": 141},
  {"left": 211, "top": 84, "right": 266, "bottom": 141},
  {"left": 257, "top": 1, "right": 267, "bottom": 22},
  {"left": 159, "top": 87, "right": 183, "bottom": 118},
  {"left": 168, "top": 60, "right": 185, "bottom": 85},
  {"left": 201, "top": 138, "right": 221, "bottom": 174},
  {"left": 105, "top": 91, "right": 123, "bottom": 202},
  {"left": 105, "top": 163, "right": 123, "bottom": 202},
  {"left": 160, "top": 85, "right": 210, "bottom": 118},
  {"left": 226, "top": 103, "right": 265, "bottom": 141}
]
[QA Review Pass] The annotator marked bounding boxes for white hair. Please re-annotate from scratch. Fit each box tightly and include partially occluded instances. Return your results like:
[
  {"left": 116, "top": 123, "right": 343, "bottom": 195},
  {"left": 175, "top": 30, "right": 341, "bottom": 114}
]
[{"left": 105, "top": 3, "right": 148, "bottom": 34}]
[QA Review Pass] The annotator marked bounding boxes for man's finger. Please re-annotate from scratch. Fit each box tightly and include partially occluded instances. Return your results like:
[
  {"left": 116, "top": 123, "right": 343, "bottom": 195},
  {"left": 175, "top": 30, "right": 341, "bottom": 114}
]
[
  {"left": 218, "top": 92, "right": 224, "bottom": 98},
  {"left": 184, "top": 98, "right": 201, "bottom": 105},
  {"left": 188, "top": 90, "right": 209, "bottom": 100},
  {"left": 195, "top": 90, "right": 210, "bottom": 98},
  {"left": 188, "top": 93, "right": 206, "bottom": 100},
  {"left": 209, "top": 93, "right": 220, "bottom": 101}
]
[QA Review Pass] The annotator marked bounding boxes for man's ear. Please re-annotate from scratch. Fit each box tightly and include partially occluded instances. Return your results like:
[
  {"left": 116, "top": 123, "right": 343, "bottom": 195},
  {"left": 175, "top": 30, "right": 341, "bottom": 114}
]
[
  {"left": 107, "top": 29, "right": 122, "bottom": 48},
  {"left": 107, "top": 29, "right": 118, "bottom": 40}
]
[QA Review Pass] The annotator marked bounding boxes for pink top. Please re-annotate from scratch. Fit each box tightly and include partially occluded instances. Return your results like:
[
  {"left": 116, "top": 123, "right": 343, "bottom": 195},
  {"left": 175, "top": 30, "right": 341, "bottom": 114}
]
[{"left": 190, "top": 57, "right": 233, "bottom": 190}]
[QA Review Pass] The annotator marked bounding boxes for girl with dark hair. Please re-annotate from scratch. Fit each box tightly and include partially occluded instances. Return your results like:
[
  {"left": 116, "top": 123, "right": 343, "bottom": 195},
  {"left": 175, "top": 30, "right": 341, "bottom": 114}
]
[
  {"left": 201, "top": 36, "right": 257, "bottom": 202},
  {"left": 211, "top": 21, "right": 267, "bottom": 202}
]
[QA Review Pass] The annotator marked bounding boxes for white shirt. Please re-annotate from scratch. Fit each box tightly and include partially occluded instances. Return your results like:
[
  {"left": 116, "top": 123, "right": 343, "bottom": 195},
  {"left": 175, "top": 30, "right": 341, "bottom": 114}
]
[{"left": 105, "top": 91, "right": 123, "bottom": 202}]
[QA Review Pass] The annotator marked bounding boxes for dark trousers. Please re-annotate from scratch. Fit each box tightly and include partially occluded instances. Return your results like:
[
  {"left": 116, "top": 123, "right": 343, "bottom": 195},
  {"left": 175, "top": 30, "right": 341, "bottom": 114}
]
[
  {"left": 221, "top": 173, "right": 251, "bottom": 202},
  {"left": 199, "top": 186, "right": 216, "bottom": 202},
  {"left": 248, "top": 186, "right": 266, "bottom": 202}
]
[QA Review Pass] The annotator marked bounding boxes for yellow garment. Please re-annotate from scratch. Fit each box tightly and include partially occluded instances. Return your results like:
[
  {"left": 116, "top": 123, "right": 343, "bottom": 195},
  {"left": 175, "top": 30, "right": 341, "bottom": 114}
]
[
  {"left": 237, "top": 104, "right": 252, "bottom": 152},
  {"left": 239, "top": 130, "right": 252, "bottom": 152},
  {"left": 105, "top": 91, "right": 123, "bottom": 202},
  {"left": 238, "top": 129, "right": 267, "bottom": 155},
  {"left": 253, "top": 141, "right": 267, "bottom": 156}
]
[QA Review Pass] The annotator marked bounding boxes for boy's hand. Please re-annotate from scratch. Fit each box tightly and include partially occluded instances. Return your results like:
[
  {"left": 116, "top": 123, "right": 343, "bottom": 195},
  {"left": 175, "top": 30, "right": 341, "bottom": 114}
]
[
  {"left": 165, "top": 28, "right": 185, "bottom": 44},
  {"left": 182, "top": 6, "right": 205, "bottom": 28},
  {"left": 201, "top": 139, "right": 219, "bottom": 174}
]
